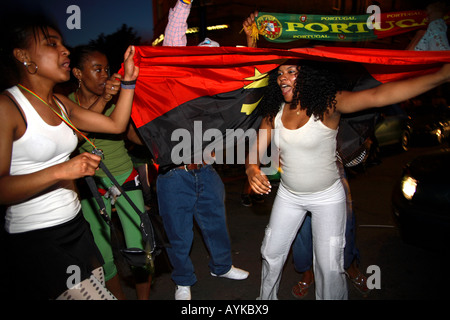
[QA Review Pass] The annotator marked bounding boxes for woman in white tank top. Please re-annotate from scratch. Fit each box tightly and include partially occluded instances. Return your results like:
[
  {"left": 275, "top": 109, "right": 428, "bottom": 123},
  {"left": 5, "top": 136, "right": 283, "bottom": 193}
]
[
  {"left": 0, "top": 12, "right": 138, "bottom": 299},
  {"left": 246, "top": 60, "right": 450, "bottom": 300}
]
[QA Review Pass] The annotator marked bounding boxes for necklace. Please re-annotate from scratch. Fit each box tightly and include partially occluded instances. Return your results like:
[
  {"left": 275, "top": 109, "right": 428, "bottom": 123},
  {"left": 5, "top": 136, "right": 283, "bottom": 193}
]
[
  {"left": 17, "top": 84, "right": 97, "bottom": 149},
  {"left": 287, "top": 102, "right": 301, "bottom": 116},
  {"left": 18, "top": 84, "right": 66, "bottom": 119}
]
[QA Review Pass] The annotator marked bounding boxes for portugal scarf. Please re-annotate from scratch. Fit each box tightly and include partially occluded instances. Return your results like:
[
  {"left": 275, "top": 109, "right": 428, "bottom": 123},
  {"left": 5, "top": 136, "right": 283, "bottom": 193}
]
[{"left": 255, "top": 10, "right": 449, "bottom": 43}]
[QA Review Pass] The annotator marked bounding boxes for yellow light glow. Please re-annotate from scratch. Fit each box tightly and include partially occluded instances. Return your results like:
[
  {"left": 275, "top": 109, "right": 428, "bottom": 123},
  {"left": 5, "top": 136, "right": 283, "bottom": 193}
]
[{"left": 401, "top": 176, "right": 417, "bottom": 200}]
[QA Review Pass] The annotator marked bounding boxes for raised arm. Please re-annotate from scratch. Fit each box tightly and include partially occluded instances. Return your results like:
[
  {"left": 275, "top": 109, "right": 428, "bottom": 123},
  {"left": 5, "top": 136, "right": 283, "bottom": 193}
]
[
  {"left": 85, "top": 73, "right": 123, "bottom": 113},
  {"left": 336, "top": 63, "right": 450, "bottom": 114},
  {"left": 242, "top": 11, "right": 259, "bottom": 48},
  {"left": 163, "top": 0, "right": 191, "bottom": 47},
  {"left": 64, "top": 45, "right": 139, "bottom": 134}
]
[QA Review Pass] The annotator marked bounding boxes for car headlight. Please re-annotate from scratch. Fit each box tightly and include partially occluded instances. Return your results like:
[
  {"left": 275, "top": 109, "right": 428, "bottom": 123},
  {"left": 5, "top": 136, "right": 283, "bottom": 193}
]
[{"left": 401, "top": 175, "right": 417, "bottom": 200}]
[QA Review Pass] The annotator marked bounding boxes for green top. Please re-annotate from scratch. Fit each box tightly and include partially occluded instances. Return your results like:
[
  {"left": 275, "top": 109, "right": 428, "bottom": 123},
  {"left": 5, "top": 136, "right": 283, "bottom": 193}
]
[{"left": 69, "top": 92, "right": 133, "bottom": 177}]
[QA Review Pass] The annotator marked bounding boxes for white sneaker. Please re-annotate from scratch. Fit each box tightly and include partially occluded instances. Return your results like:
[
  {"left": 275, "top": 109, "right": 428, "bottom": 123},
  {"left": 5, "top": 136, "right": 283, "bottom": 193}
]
[
  {"left": 175, "top": 285, "right": 191, "bottom": 300},
  {"left": 211, "top": 265, "right": 249, "bottom": 280}
]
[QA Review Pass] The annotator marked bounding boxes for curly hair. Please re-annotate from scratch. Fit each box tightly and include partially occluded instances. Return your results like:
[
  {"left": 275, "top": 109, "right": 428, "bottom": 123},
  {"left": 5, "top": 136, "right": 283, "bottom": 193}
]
[{"left": 257, "top": 60, "right": 347, "bottom": 123}]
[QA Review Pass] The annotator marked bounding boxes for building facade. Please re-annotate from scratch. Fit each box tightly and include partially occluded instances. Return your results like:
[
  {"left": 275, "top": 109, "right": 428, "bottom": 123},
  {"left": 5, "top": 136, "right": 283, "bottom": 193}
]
[{"left": 151, "top": 0, "right": 427, "bottom": 49}]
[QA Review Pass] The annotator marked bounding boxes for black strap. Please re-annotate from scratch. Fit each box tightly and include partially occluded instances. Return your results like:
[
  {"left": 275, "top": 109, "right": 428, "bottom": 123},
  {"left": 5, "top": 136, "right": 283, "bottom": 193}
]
[
  {"left": 85, "top": 175, "right": 127, "bottom": 266},
  {"left": 97, "top": 161, "right": 156, "bottom": 253},
  {"left": 84, "top": 176, "right": 112, "bottom": 227}
]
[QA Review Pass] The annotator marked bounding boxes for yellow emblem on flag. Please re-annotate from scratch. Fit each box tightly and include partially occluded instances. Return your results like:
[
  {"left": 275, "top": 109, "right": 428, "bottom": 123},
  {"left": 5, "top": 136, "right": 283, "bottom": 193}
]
[{"left": 241, "top": 68, "right": 270, "bottom": 115}]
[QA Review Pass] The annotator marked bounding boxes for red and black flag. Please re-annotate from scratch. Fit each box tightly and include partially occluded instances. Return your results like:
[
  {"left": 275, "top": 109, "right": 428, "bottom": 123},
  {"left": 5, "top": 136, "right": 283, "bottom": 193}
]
[{"left": 124, "top": 46, "right": 449, "bottom": 171}]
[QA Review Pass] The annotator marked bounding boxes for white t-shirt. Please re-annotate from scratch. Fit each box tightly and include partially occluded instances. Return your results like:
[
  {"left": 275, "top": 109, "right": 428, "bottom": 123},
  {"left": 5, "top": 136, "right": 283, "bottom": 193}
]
[{"left": 5, "top": 86, "right": 80, "bottom": 233}]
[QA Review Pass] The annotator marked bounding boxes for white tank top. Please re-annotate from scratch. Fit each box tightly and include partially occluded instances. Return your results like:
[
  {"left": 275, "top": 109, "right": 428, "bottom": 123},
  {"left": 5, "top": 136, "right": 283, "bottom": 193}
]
[
  {"left": 274, "top": 103, "right": 340, "bottom": 194},
  {"left": 5, "top": 86, "right": 80, "bottom": 233}
]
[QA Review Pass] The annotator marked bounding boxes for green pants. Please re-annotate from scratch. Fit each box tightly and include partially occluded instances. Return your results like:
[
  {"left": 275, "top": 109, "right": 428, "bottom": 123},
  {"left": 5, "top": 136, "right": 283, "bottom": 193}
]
[{"left": 81, "top": 169, "right": 146, "bottom": 281}]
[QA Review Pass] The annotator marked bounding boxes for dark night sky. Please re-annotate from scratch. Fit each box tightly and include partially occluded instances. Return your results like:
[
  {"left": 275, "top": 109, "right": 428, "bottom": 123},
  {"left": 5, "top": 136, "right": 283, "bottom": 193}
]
[{"left": 4, "top": 0, "right": 154, "bottom": 47}]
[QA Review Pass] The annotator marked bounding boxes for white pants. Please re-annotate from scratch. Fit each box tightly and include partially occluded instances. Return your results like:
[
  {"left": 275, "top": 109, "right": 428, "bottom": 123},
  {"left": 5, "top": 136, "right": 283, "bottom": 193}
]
[{"left": 259, "top": 180, "right": 348, "bottom": 300}]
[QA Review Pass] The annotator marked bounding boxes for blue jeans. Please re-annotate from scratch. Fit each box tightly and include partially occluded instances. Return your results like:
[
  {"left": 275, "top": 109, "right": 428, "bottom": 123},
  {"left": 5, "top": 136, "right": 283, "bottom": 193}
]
[
  {"left": 156, "top": 165, "right": 232, "bottom": 286},
  {"left": 293, "top": 210, "right": 360, "bottom": 272}
]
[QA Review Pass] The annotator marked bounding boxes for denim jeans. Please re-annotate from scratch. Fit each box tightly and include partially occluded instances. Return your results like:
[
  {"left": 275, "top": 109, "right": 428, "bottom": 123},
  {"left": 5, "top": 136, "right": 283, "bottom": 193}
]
[{"left": 156, "top": 165, "right": 232, "bottom": 286}]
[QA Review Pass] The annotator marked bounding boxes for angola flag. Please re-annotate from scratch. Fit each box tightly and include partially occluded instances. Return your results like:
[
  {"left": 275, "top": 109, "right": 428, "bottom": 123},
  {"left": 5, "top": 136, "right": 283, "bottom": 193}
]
[{"left": 123, "top": 46, "right": 450, "bottom": 171}]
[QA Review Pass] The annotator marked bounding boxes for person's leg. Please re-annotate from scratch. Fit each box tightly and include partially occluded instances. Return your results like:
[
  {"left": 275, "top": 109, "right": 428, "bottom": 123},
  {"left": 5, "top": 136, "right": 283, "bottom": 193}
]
[
  {"left": 338, "top": 163, "right": 370, "bottom": 296},
  {"left": 114, "top": 186, "right": 152, "bottom": 300},
  {"left": 292, "top": 213, "right": 313, "bottom": 273},
  {"left": 157, "top": 169, "right": 197, "bottom": 287},
  {"left": 336, "top": 161, "right": 360, "bottom": 269},
  {"left": 80, "top": 196, "right": 126, "bottom": 299},
  {"left": 259, "top": 184, "right": 308, "bottom": 300},
  {"left": 310, "top": 181, "right": 348, "bottom": 300},
  {"left": 193, "top": 166, "right": 233, "bottom": 276},
  {"left": 291, "top": 213, "right": 314, "bottom": 299}
]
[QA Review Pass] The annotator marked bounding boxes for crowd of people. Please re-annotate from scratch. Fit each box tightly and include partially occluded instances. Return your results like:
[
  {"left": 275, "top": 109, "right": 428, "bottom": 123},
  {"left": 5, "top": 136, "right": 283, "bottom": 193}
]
[{"left": 0, "top": 0, "right": 449, "bottom": 300}]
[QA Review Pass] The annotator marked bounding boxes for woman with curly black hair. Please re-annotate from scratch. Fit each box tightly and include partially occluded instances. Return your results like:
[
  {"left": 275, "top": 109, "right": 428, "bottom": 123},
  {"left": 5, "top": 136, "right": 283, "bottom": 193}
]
[{"left": 246, "top": 59, "right": 450, "bottom": 300}]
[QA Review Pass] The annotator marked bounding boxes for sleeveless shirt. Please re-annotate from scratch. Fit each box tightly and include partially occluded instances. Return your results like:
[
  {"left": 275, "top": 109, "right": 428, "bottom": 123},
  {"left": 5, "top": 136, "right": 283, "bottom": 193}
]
[
  {"left": 5, "top": 86, "right": 80, "bottom": 233},
  {"left": 274, "top": 103, "right": 340, "bottom": 194}
]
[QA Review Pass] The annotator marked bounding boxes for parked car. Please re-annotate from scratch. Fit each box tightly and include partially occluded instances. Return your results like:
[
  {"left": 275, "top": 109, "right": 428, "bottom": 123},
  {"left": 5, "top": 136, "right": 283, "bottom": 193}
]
[
  {"left": 408, "top": 104, "right": 450, "bottom": 146},
  {"left": 392, "top": 150, "right": 450, "bottom": 248},
  {"left": 375, "top": 104, "right": 412, "bottom": 152}
]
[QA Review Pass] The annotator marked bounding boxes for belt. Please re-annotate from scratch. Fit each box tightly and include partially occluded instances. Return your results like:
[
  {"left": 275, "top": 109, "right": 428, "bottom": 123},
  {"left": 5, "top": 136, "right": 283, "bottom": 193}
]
[
  {"left": 175, "top": 164, "right": 205, "bottom": 171},
  {"left": 97, "top": 167, "right": 140, "bottom": 195}
]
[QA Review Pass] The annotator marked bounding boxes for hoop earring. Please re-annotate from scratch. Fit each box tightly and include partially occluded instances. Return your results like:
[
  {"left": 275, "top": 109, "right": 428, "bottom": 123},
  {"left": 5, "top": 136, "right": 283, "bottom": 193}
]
[{"left": 23, "top": 61, "right": 38, "bottom": 74}]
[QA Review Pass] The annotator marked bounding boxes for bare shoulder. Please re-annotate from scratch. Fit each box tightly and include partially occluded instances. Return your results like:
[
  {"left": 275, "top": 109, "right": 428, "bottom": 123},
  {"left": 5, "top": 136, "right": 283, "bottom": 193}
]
[
  {"left": 0, "top": 92, "right": 21, "bottom": 120},
  {"left": 0, "top": 92, "right": 25, "bottom": 137}
]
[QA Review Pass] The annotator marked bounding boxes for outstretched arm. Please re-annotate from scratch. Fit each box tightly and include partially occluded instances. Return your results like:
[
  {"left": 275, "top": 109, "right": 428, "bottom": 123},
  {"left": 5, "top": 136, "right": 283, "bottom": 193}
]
[{"left": 336, "top": 63, "right": 450, "bottom": 114}]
